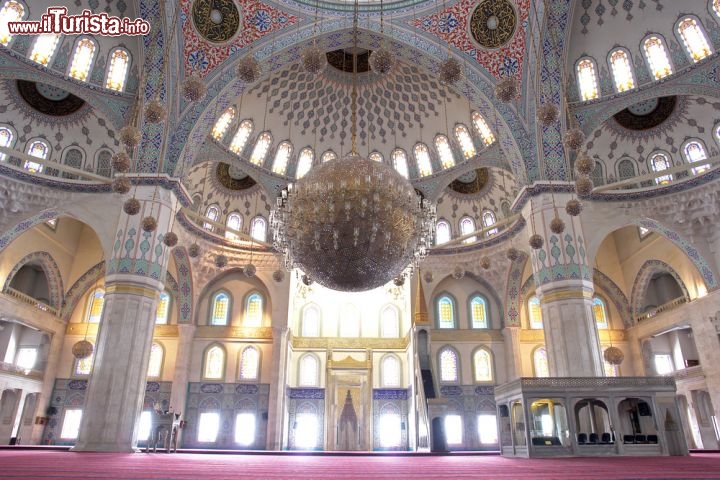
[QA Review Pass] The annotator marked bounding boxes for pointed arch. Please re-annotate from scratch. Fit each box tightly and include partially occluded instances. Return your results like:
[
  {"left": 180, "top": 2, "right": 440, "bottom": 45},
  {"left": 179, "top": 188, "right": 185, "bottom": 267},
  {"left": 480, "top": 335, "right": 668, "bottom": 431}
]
[
  {"left": 209, "top": 289, "right": 232, "bottom": 325},
  {"left": 203, "top": 343, "right": 226, "bottom": 380},
  {"left": 630, "top": 259, "right": 691, "bottom": 317},
  {"left": 244, "top": 291, "right": 264, "bottom": 327},
  {"left": 472, "top": 347, "right": 494, "bottom": 383},
  {"left": 298, "top": 352, "right": 320, "bottom": 387},
  {"left": 239, "top": 345, "right": 261, "bottom": 381},
  {"left": 438, "top": 345, "right": 460, "bottom": 383},
  {"left": 68, "top": 36, "right": 97, "bottom": 81},
  {"left": 300, "top": 303, "right": 321, "bottom": 337},
  {"left": 3, "top": 251, "right": 64, "bottom": 309},
  {"left": 593, "top": 268, "right": 632, "bottom": 328},
  {"left": 532, "top": 346, "right": 550, "bottom": 377},
  {"left": 61, "top": 260, "right": 105, "bottom": 321},
  {"left": 380, "top": 353, "right": 402, "bottom": 387}
]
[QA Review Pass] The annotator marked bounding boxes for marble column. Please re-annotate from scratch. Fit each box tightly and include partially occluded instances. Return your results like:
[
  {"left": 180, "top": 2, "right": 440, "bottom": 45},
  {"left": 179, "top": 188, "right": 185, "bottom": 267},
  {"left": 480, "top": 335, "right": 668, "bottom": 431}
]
[
  {"left": 29, "top": 330, "right": 64, "bottom": 444},
  {"left": 502, "top": 326, "right": 522, "bottom": 380},
  {"left": 526, "top": 192, "right": 603, "bottom": 377},
  {"left": 168, "top": 324, "right": 195, "bottom": 446},
  {"left": 73, "top": 185, "right": 179, "bottom": 452},
  {"left": 689, "top": 312, "right": 720, "bottom": 446}
]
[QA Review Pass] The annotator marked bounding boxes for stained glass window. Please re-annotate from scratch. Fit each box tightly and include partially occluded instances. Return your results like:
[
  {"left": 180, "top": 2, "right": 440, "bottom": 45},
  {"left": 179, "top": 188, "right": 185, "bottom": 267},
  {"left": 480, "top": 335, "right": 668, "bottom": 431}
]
[
  {"left": 86, "top": 288, "right": 105, "bottom": 323},
  {"left": 25, "top": 140, "right": 48, "bottom": 173},
  {"left": 381, "top": 355, "right": 401, "bottom": 387},
  {"left": 250, "top": 216, "right": 267, "bottom": 242},
  {"left": 210, "top": 292, "right": 230, "bottom": 326},
  {"left": 203, "top": 345, "right": 225, "bottom": 379},
  {"left": 533, "top": 347, "right": 550, "bottom": 377},
  {"left": 69, "top": 38, "right": 96, "bottom": 81},
  {"left": 296, "top": 147, "right": 314, "bottom": 179},
  {"left": 436, "top": 220, "right": 451, "bottom": 245},
  {"left": 0, "top": 126, "right": 12, "bottom": 161},
  {"left": 437, "top": 296, "right": 455, "bottom": 329},
  {"left": 203, "top": 204, "right": 220, "bottom": 231},
  {"left": 650, "top": 152, "right": 672, "bottom": 184},
  {"left": 609, "top": 49, "right": 635, "bottom": 92},
  {"left": 229, "top": 120, "right": 253, "bottom": 154},
  {"left": 677, "top": 18, "right": 712, "bottom": 62},
  {"left": 75, "top": 345, "right": 94, "bottom": 375},
  {"left": 470, "top": 295, "right": 488, "bottom": 329},
  {"left": 155, "top": 291, "right": 169, "bottom": 324},
  {"left": 30, "top": 34, "right": 61, "bottom": 66},
  {"left": 245, "top": 293, "right": 263, "bottom": 327},
  {"left": 482, "top": 210, "right": 498, "bottom": 236},
  {"left": 472, "top": 112, "right": 495, "bottom": 145},
  {"left": 414, "top": 143, "right": 433, "bottom": 177},
  {"left": 434, "top": 135, "right": 455, "bottom": 169},
  {"left": 106, "top": 49, "right": 130, "bottom": 91},
  {"left": 369, "top": 151, "right": 383, "bottom": 163},
  {"left": 454, "top": 124, "right": 476, "bottom": 159},
  {"left": 240, "top": 346, "right": 260, "bottom": 380},
  {"left": 528, "top": 296, "right": 542, "bottom": 329},
  {"left": 250, "top": 132, "right": 272, "bottom": 166},
  {"left": 298, "top": 354, "right": 319, "bottom": 387},
  {"left": 147, "top": 343, "right": 163, "bottom": 377},
  {"left": 473, "top": 349, "right": 493, "bottom": 382},
  {"left": 272, "top": 141, "right": 292, "bottom": 175},
  {"left": 225, "top": 212, "right": 242, "bottom": 241},
  {"left": 212, "top": 107, "right": 236, "bottom": 140},
  {"left": 381, "top": 306, "right": 400, "bottom": 338},
  {"left": 0, "top": 1, "right": 25, "bottom": 45},
  {"left": 439, "top": 347, "right": 459, "bottom": 382},
  {"left": 321, "top": 150, "right": 337, "bottom": 163},
  {"left": 577, "top": 58, "right": 599, "bottom": 101},
  {"left": 593, "top": 296, "right": 608, "bottom": 329},
  {"left": 392, "top": 149, "right": 409, "bottom": 178},
  {"left": 460, "top": 216, "right": 476, "bottom": 243},
  {"left": 684, "top": 141, "right": 709, "bottom": 175},
  {"left": 301, "top": 305, "right": 320, "bottom": 337},
  {"left": 643, "top": 36, "right": 673, "bottom": 80}
]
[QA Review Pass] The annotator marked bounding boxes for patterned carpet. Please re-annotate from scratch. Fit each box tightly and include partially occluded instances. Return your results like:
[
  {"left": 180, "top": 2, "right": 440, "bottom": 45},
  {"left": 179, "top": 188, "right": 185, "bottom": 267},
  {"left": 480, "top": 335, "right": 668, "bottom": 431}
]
[{"left": 2, "top": 450, "right": 720, "bottom": 479}]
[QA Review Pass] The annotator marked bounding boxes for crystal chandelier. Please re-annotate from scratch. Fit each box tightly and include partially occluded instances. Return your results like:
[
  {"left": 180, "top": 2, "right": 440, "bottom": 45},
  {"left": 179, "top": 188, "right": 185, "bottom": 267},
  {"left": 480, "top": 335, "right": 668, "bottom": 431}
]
[{"left": 270, "top": 1, "right": 435, "bottom": 291}]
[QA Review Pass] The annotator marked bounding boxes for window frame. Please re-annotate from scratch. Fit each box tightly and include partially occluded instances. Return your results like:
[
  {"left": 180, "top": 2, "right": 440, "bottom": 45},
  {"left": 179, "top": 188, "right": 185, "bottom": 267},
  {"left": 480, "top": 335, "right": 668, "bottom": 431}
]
[
  {"left": 528, "top": 295, "right": 543, "bottom": 329},
  {"left": 380, "top": 304, "right": 401, "bottom": 338},
  {"left": 435, "top": 219, "right": 451, "bottom": 245},
  {"left": 607, "top": 47, "right": 636, "bottom": 93},
  {"left": 243, "top": 291, "right": 264, "bottom": 327},
  {"left": 533, "top": 346, "right": 550, "bottom": 377},
  {"left": 295, "top": 147, "right": 314, "bottom": 179},
  {"left": 454, "top": 123, "right": 476, "bottom": 159},
  {"left": 300, "top": 303, "right": 321, "bottom": 337},
  {"left": 435, "top": 293, "right": 457, "bottom": 329},
  {"left": 459, "top": 215, "right": 476, "bottom": 244},
  {"left": 25, "top": 138, "right": 50, "bottom": 173},
  {"left": 68, "top": 35, "right": 98, "bottom": 82},
  {"left": 147, "top": 342, "right": 164, "bottom": 378},
  {"left": 0, "top": 0, "right": 27, "bottom": 46},
  {"left": 392, "top": 148, "right": 409, "bottom": 178},
  {"left": 29, "top": 33, "right": 62, "bottom": 66},
  {"left": 250, "top": 215, "right": 267, "bottom": 242},
  {"left": 208, "top": 290, "right": 232, "bottom": 326},
  {"left": 225, "top": 211, "right": 243, "bottom": 241},
  {"left": 438, "top": 345, "right": 461, "bottom": 384},
  {"left": 380, "top": 353, "right": 402, "bottom": 387},
  {"left": 482, "top": 210, "right": 498, "bottom": 236},
  {"left": 472, "top": 347, "right": 494, "bottom": 383},
  {"left": 592, "top": 295, "right": 609, "bottom": 329},
  {"left": 212, "top": 107, "right": 237, "bottom": 141},
  {"left": 414, "top": 142, "right": 433, "bottom": 177},
  {"left": 576, "top": 56, "right": 600, "bottom": 101},
  {"left": 0, "top": 124, "right": 17, "bottom": 161},
  {"left": 203, "top": 204, "right": 221, "bottom": 231},
  {"left": 272, "top": 140, "right": 293, "bottom": 175},
  {"left": 641, "top": 34, "right": 674, "bottom": 80},
  {"left": 298, "top": 353, "right": 321, "bottom": 387},
  {"left": 85, "top": 287, "right": 105, "bottom": 324},
  {"left": 155, "top": 290, "right": 171, "bottom": 325},
  {"left": 648, "top": 150, "right": 673, "bottom": 185},
  {"left": 238, "top": 345, "right": 261, "bottom": 382},
  {"left": 229, "top": 119, "right": 254, "bottom": 155},
  {"left": 202, "top": 343, "right": 227, "bottom": 381},
  {"left": 675, "top": 15, "right": 713, "bottom": 63},
  {"left": 105, "top": 47, "right": 131, "bottom": 92},
  {"left": 468, "top": 293, "right": 490, "bottom": 329},
  {"left": 681, "top": 138, "right": 710, "bottom": 175},
  {"left": 471, "top": 111, "right": 495, "bottom": 146}
]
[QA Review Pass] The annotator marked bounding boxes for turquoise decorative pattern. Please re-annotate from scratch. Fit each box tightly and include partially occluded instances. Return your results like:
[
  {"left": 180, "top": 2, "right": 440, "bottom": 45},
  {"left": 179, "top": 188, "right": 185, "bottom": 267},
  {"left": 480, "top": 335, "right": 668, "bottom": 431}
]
[
  {"left": 593, "top": 268, "right": 632, "bottom": 328},
  {"left": 2, "top": 251, "right": 64, "bottom": 309},
  {"left": 172, "top": 247, "right": 194, "bottom": 324},
  {"left": 504, "top": 250, "right": 528, "bottom": 327},
  {"left": 0, "top": 209, "right": 60, "bottom": 252}
]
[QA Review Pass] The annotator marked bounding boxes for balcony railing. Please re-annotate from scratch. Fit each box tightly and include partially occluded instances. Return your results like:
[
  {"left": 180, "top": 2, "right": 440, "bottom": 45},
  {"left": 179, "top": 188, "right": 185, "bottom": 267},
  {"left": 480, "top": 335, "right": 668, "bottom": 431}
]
[
  {"left": 4, "top": 287, "right": 59, "bottom": 316},
  {"left": 634, "top": 297, "right": 687, "bottom": 323}
]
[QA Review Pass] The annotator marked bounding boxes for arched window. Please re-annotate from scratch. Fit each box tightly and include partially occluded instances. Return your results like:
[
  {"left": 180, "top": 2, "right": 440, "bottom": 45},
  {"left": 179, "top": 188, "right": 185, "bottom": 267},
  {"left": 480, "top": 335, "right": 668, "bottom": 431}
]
[
  {"left": 298, "top": 353, "right": 319, "bottom": 387},
  {"left": 576, "top": 58, "right": 599, "bottom": 101},
  {"left": 211, "top": 107, "right": 236, "bottom": 140},
  {"left": 155, "top": 291, "right": 170, "bottom": 324},
  {"left": 609, "top": 49, "right": 635, "bottom": 92},
  {"left": 436, "top": 295, "right": 456, "bottom": 329},
  {"left": 528, "top": 295, "right": 542, "bottom": 329},
  {"left": 533, "top": 347, "right": 550, "bottom": 377},
  {"left": 225, "top": 212, "right": 242, "bottom": 241},
  {"left": 339, "top": 304, "right": 360, "bottom": 337},
  {"left": 250, "top": 216, "right": 267, "bottom": 242},
  {"left": 75, "top": 343, "right": 94, "bottom": 375},
  {"left": 473, "top": 349, "right": 493, "bottom": 382},
  {"left": 25, "top": 140, "right": 49, "bottom": 173},
  {"left": 301, "top": 305, "right": 321, "bottom": 337},
  {"left": 643, "top": 35, "right": 673, "bottom": 80},
  {"left": 62, "top": 147, "right": 84, "bottom": 179},
  {"left": 454, "top": 124, "right": 476, "bottom": 159},
  {"left": 592, "top": 296, "right": 608, "bottom": 329},
  {"left": 203, "top": 204, "right": 220, "bottom": 231},
  {"left": 414, "top": 143, "right": 433, "bottom": 177},
  {"left": 147, "top": 343, "right": 163, "bottom": 377},
  {"left": 239, "top": 346, "right": 260, "bottom": 381},
  {"left": 460, "top": 216, "right": 476, "bottom": 243},
  {"left": 0, "top": 1, "right": 25, "bottom": 46},
  {"left": 469, "top": 295, "right": 488, "bottom": 329},
  {"left": 321, "top": 150, "right": 337, "bottom": 163},
  {"left": 434, "top": 135, "right": 455, "bottom": 169},
  {"left": 229, "top": 120, "right": 253, "bottom": 154},
  {"left": 380, "top": 305, "right": 400, "bottom": 338},
  {"left": 250, "top": 132, "right": 272, "bottom": 165},
  {"left": 30, "top": 33, "right": 61, "bottom": 66},
  {"left": 435, "top": 219, "right": 451, "bottom": 245},
  {"left": 684, "top": 140, "right": 709, "bottom": 175},
  {"left": 106, "top": 48, "right": 130, "bottom": 91},
  {"left": 381, "top": 355, "right": 401, "bottom": 387},
  {"left": 472, "top": 112, "right": 495, "bottom": 145},
  {"left": 210, "top": 291, "right": 230, "bottom": 326},
  {"left": 272, "top": 141, "right": 292, "bottom": 175},
  {"left": 96, "top": 150, "right": 112, "bottom": 177},
  {"left": 650, "top": 152, "right": 672, "bottom": 184},
  {"left": 715, "top": 0, "right": 720, "bottom": 17},
  {"left": 392, "top": 149, "right": 409, "bottom": 178},
  {"left": 86, "top": 288, "right": 105, "bottom": 323},
  {"left": 203, "top": 345, "right": 225, "bottom": 380},
  {"left": 617, "top": 158, "right": 636, "bottom": 179},
  {"left": 369, "top": 151, "right": 383, "bottom": 163},
  {"left": 69, "top": 38, "right": 96, "bottom": 81},
  {"left": 244, "top": 292, "right": 263, "bottom": 327},
  {"left": 439, "top": 347, "right": 459, "bottom": 382},
  {"left": 677, "top": 17, "right": 712, "bottom": 62},
  {"left": 0, "top": 125, "right": 13, "bottom": 161},
  {"left": 482, "top": 210, "right": 498, "bottom": 236},
  {"left": 296, "top": 147, "right": 314, "bottom": 179}
]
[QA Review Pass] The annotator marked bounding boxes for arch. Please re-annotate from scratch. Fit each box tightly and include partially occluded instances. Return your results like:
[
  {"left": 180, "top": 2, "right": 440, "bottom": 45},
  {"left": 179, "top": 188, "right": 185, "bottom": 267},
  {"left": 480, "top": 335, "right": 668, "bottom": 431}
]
[
  {"left": 83, "top": 287, "right": 105, "bottom": 323},
  {"left": 642, "top": 34, "right": 673, "bottom": 80},
  {"left": 608, "top": 48, "right": 636, "bottom": 93},
  {"left": 209, "top": 289, "right": 232, "bottom": 326},
  {"left": 482, "top": 210, "right": 498, "bottom": 236},
  {"left": 3, "top": 251, "right": 64, "bottom": 309},
  {"left": 459, "top": 216, "right": 476, "bottom": 243},
  {"left": 616, "top": 158, "right": 636, "bottom": 180},
  {"left": 0, "top": 123, "right": 16, "bottom": 161},
  {"left": 676, "top": 16, "right": 713, "bottom": 62},
  {"left": 435, "top": 219, "right": 451, "bottom": 245},
  {"left": 68, "top": 36, "right": 97, "bottom": 81},
  {"left": 576, "top": 57, "right": 599, "bottom": 101},
  {"left": 528, "top": 295, "right": 543, "bottom": 329},
  {"left": 239, "top": 345, "right": 261, "bottom": 381},
  {"left": 380, "top": 304, "right": 400, "bottom": 338},
  {"left": 272, "top": 140, "right": 293, "bottom": 175},
  {"left": 472, "top": 111, "right": 495, "bottom": 145},
  {"left": 0, "top": 1, "right": 26, "bottom": 46},
  {"left": 369, "top": 151, "right": 383, "bottom": 163},
  {"left": 250, "top": 216, "right": 267, "bottom": 242},
  {"left": 472, "top": 347, "right": 494, "bottom": 383},
  {"left": 147, "top": 342, "right": 164, "bottom": 378},
  {"left": 244, "top": 291, "right": 264, "bottom": 327},
  {"left": 24, "top": 138, "right": 50, "bottom": 173},
  {"left": 225, "top": 211, "right": 243, "bottom": 240},
  {"left": 321, "top": 150, "right": 337, "bottom": 163},
  {"left": 468, "top": 293, "right": 490, "bottom": 329},
  {"left": 95, "top": 149, "right": 113, "bottom": 177},
  {"left": 592, "top": 295, "right": 609, "bottom": 329},
  {"left": 454, "top": 124, "right": 476, "bottom": 159},
  {"left": 380, "top": 353, "right": 402, "bottom": 387},
  {"left": 211, "top": 106, "right": 236, "bottom": 140},
  {"left": 435, "top": 292, "right": 457, "bottom": 329},
  {"left": 29, "top": 33, "right": 62, "bottom": 66},
  {"left": 391, "top": 148, "right": 409, "bottom": 178},
  {"left": 414, "top": 142, "right": 433, "bottom": 177},
  {"left": 681, "top": 139, "right": 710, "bottom": 175},
  {"left": 593, "top": 268, "right": 632, "bottom": 328},
  {"left": 61, "top": 146, "right": 85, "bottom": 179},
  {"left": 630, "top": 259, "right": 691, "bottom": 317},
  {"left": 295, "top": 147, "right": 314, "bottom": 179},
  {"left": 105, "top": 47, "right": 131, "bottom": 92},
  {"left": 61, "top": 260, "right": 105, "bottom": 321},
  {"left": 438, "top": 345, "right": 460, "bottom": 383},
  {"left": 648, "top": 150, "right": 672, "bottom": 184},
  {"left": 250, "top": 132, "right": 273, "bottom": 166},
  {"left": 300, "top": 303, "right": 321, "bottom": 337},
  {"left": 203, "top": 204, "right": 221, "bottom": 231},
  {"left": 202, "top": 343, "right": 226, "bottom": 380},
  {"left": 298, "top": 353, "right": 320, "bottom": 387},
  {"left": 434, "top": 135, "right": 455, "bottom": 169},
  {"left": 229, "top": 119, "right": 254, "bottom": 154}
]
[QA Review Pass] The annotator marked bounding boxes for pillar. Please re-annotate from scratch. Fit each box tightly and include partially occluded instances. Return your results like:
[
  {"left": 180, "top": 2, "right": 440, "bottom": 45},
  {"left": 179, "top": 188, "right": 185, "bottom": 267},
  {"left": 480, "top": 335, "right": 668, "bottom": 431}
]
[
  {"left": 29, "top": 329, "right": 64, "bottom": 444},
  {"left": 266, "top": 326, "right": 289, "bottom": 450},
  {"left": 73, "top": 185, "right": 179, "bottom": 452},
  {"left": 502, "top": 326, "right": 522, "bottom": 380},
  {"left": 689, "top": 312, "right": 720, "bottom": 448},
  {"left": 168, "top": 324, "right": 195, "bottom": 446},
  {"left": 525, "top": 192, "right": 603, "bottom": 377}
]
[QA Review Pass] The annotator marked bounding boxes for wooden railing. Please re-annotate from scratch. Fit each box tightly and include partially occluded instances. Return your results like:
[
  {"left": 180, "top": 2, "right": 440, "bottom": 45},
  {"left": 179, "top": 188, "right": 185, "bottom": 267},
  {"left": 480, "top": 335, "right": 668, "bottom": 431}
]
[
  {"left": 634, "top": 297, "right": 688, "bottom": 323},
  {"left": 4, "top": 287, "right": 59, "bottom": 316}
]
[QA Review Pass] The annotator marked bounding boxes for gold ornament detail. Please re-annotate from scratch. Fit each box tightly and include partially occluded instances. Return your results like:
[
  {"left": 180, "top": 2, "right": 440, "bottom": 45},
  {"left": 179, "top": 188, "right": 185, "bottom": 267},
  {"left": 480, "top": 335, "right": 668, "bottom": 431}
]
[
  {"left": 368, "top": 47, "right": 395, "bottom": 75},
  {"left": 506, "top": 247, "right": 519, "bottom": 261},
  {"left": 438, "top": 57, "right": 463, "bottom": 85},
  {"left": 563, "top": 128, "right": 586, "bottom": 151},
  {"left": 469, "top": 0, "right": 517, "bottom": 48},
  {"left": 575, "top": 176, "right": 594, "bottom": 197},
  {"left": 244, "top": 264, "right": 256, "bottom": 278},
  {"left": 188, "top": 243, "right": 201, "bottom": 258},
  {"left": 215, "top": 254, "right": 228, "bottom": 268},
  {"left": 480, "top": 256, "right": 491, "bottom": 270},
  {"left": 301, "top": 45, "right": 328, "bottom": 75},
  {"left": 236, "top": 55, "right": 262, "bottom": 83},
  {"left": 494, "top": 77, "right": 520, "bottom": 103},
  {"left": 119, "top": 125, "right": 141, "bottom": 150},
  {"left": 575, "top": 153, "right": 596, "bottom": 175}
]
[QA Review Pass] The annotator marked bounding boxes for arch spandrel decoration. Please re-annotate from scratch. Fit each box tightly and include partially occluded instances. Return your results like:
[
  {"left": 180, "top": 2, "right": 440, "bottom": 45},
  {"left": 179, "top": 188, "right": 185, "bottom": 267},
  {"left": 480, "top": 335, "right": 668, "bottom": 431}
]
[
  {"left": 3, "top": 251, "right": 64, "bottom": 309},
  {"left": 630, "top": 259, "right": 691, "bottom": 318},
  {"left": 61, "top": 261, "right": 105, "bottom": 321},
  {"left": 592, "top": 268, "right": 632, "bottom": 328}
]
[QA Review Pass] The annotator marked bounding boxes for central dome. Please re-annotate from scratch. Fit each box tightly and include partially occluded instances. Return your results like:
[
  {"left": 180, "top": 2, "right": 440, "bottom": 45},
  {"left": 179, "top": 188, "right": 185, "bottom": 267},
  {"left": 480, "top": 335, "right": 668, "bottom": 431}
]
[{"left": 271, "top": 155, "right": 435, "bottom": 291}]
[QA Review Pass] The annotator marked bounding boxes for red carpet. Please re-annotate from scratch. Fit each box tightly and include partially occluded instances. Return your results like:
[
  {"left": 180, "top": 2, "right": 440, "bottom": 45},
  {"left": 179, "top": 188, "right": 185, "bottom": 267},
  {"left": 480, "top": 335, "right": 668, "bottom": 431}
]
[{"left": 1, "top": 450, "right": 720, "bottom": 479}]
